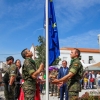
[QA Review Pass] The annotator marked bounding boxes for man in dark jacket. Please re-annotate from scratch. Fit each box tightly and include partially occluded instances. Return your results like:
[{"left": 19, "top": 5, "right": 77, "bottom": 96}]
[{"left": 58, "top": 60, "right": 69, "bottom": 100}]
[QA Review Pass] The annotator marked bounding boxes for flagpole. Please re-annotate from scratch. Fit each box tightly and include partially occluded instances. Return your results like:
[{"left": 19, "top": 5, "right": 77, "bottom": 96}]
[{"left": 45, "top": 0, "right": 49, "bottom": 100}]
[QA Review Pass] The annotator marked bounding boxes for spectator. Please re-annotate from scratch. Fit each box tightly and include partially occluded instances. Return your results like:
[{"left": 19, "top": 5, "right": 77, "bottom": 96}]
[
  {"left": 96, "top": 71, "right": 100, "bottom": 87},
  {"left": 58, "top": 60, "right": 69, "bottom": 100},
  {"left": 87, "top": 72, "right": 91, "bottom": 89},
  {"left": 89, "top": 72, "right": 95, "bottom": 89},
  {"left": 83, "top": 75, "right": 88, "bottom": 89},
  {"left": 91, "top": 71, "right": 95, "bottom": 88},
  {"left": 39, "top": 72, "right": 44, "bottom": 94},
  {"left": 49, "top": 68, "right": 58, "bottom": 96},
  {"left": 43, "top": 72, "right": 46, "bottom": 91}
]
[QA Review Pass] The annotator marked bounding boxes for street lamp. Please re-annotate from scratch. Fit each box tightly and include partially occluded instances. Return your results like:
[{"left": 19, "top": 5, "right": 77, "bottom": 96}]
[{"left": 98, "top": 34, "right": 100, "bottom": 52}]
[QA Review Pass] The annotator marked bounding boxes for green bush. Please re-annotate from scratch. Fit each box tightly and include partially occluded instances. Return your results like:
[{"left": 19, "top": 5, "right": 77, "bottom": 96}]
[
  {"left": 70, "top": 92, "right": 100, "bottom": 100},
  {"left": 80, "top": 92, "right": 100, "bottom": 100}
]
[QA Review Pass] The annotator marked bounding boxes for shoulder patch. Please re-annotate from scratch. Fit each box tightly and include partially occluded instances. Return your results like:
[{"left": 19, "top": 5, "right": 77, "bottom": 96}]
[{"left": 74, "top": 63, "right": 78, "bottom": 66}]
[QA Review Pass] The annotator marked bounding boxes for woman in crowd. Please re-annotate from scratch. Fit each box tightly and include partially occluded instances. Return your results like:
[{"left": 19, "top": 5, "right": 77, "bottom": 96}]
[
  {"left": 15, "top": 59, "right": 22, "bottom": 100},
  {"left": 96, "top": 71, "right": 100, "bottom": 87},
  {"left": 83, "top": 75, "right": 88, "bottom": 89},
  {"left": 89, "top": 72, "right": 95, "bottom": 89}
]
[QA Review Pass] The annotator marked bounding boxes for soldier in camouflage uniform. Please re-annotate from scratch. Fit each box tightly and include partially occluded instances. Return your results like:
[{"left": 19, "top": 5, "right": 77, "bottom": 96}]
[
  {"left": 49, "top": 68, "right": 58, "bottom": 96},
  {"left": 4, "top": 56, "right": 17, "bottom": 100},
  {"left": 52, "top": 48, "right": 83, "bottom": 100},
  {"left": 21, "top": 48, "right": 44, "bottom": 100}
]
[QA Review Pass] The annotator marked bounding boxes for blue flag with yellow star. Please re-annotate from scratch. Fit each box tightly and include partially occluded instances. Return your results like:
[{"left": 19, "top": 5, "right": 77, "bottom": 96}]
[{"left": 48, "top": 0, "right": 60, "bottom": 65}]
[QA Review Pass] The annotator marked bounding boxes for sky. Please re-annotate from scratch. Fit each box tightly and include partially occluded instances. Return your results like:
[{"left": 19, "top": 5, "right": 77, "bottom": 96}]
[{"left": 0, "top": 0, "right": 100, "bottom": 62}]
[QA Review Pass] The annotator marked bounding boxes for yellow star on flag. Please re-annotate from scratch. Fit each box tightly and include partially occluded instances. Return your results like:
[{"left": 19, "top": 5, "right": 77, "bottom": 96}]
[{"left": 52, "top": 23, "right": 56, "bottom": 28}]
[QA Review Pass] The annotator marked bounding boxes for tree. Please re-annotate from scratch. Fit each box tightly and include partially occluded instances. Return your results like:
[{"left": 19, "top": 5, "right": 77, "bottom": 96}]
[
  {"left": 35, "top": 35, "right": 61, "bottom": 68},
  {"left": 35, "top": 36, "right": 46, "bottom": 68}
]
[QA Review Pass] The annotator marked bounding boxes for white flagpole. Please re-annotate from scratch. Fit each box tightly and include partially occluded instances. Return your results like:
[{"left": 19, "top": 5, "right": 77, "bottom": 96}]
[{"left": 45, "top": 0, "right": 49, "bottom": 100}]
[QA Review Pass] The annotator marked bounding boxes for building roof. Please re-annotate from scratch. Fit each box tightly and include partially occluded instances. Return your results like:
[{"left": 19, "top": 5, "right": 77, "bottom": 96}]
[
  {"left": 31, "top": 45, "right": 100, "bottom": 53},
  {"left": 60, "top": 47, "right": 100, "bottom": 53}
]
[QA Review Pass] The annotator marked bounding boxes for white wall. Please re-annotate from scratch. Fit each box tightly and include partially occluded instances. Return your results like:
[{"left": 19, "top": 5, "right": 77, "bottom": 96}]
[
  {"left": 81, "top": 52, "right": 100, "bottom": 64},
  {"left": 30, "top": 45, "right": 38, "bottom": 59},
  {"left": 30, "top": 45, "right": 35, "bottom": 60},
  {"left": 59, "top": 50, "right": 71, "bottom": 66}
]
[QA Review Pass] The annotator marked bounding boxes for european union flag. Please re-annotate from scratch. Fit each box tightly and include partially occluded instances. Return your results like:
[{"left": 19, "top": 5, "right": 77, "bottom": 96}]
[{"left": 48, "top": 0, "right": 60, "bottom": 65}]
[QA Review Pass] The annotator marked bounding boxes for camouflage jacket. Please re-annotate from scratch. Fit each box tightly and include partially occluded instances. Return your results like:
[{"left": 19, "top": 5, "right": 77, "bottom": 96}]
[
  {"left": 9, "top": 64, "right": 17, "bottom": 77},
  {"left": 8, "top": 64, "right": 17, "bottom": 82},
  {"left": 67, "top": 58, "right": 83, "bottom": 92},
  {"left": 50, "top": 71, "right": 58, "bottom": 80},
  {"left": 22, "top": 58, "right": 36, "bottom": 87}
]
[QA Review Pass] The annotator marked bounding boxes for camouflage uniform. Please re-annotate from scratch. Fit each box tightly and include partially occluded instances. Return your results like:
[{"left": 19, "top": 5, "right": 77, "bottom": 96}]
[
  {"left": 22, "top": 58, "right": 36, "bottom": 100},
  {"left": 4, "top": 64, "right": 17, "bottom": 100},
  {"left": 50, "top": 71, "right": 58, "bottom": 96},
  {"left": 67, "top": 58, "right": 83, "bottom": 100}
]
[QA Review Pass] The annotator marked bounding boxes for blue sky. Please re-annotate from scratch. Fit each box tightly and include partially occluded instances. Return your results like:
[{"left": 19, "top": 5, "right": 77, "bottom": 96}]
[{"left": 0, "top": 0, "right": 100, "bottom": 62}]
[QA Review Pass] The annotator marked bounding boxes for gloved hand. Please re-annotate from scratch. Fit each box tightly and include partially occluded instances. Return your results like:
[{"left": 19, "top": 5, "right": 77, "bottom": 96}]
[{"left": 8, "top": 85, "right": 11, "bottom": 93}]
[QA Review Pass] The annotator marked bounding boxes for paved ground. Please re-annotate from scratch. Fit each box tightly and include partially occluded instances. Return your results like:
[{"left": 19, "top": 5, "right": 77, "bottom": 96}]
[
  {"left": 0, "top": 87, "right": 99, "bottom": 100},
  {"left": 0, "top": 91, "right": 4, "bottom": 100},
  {"left": 0, "top": 86, "right": 4, "bottom": 100}
]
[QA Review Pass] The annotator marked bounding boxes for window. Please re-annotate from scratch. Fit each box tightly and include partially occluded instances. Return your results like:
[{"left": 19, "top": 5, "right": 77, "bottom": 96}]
[
  {"left": 89, "top": 56, "right": 93, "bottom": 64},
  {"left": 89, "top": 56, "right": 93, "bottom": 60}
]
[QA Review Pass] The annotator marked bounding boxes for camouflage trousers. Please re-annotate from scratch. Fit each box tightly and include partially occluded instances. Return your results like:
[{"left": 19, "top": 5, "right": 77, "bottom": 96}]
[
  {"left": 68, "top": 91, "right": 79, "bottom": 100},
  {"left": 22, "top": 85, "right": 36, "bottom": 100},
  {"left": 50, "top": 83, "right": 57, "bottom": 94},
  {"left": 4, "top": 83, "right": 15, "bottom": 100}
]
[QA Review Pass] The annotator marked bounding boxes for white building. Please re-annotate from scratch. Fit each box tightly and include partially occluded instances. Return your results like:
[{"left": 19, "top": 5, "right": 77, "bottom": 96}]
[
  {"left": 30, "top": 44, "right": 36, "bottom": 60},
  {"left": 30, "top": 45, "right": 100, "bottom": 67},
  {"left": 0, "top": 62, "right": 7, "bottom": 82}
]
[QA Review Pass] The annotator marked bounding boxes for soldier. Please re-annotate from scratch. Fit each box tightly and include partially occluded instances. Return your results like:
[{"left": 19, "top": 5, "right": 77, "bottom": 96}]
[
  {"left": 21, "top": 48, "right": 44, "bottom": 100},
  {"left": 3, "top": 56, "right": 17, "bottom": 100},
  {"left": 52, "top": 48, "right": 83, "bottom": 100},
  {"left": 49, "top": 68, "right": 58, "bottom": 96}
]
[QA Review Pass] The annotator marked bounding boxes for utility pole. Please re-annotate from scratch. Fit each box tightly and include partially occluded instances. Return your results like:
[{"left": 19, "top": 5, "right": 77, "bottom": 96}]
[
  {"left": 97, "top": 34, "right": 100, "bottom": 90},
  {"left": 98, "top": 34, "right": 100, "bottom": 53}
]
